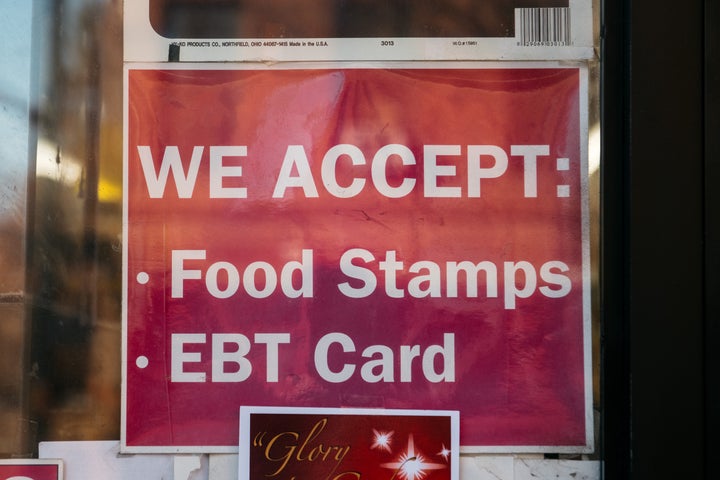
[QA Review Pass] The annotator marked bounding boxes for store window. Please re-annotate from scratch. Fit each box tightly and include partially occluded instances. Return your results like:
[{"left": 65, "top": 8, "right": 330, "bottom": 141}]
[{"left": 1, "top": 1, "right": 601, "bottom": 478}]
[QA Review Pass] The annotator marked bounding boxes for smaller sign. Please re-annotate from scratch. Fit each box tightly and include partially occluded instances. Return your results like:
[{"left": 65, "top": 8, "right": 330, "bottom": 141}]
[
  {"left": 124, "top": 0, "right": 594, "bottom": 62},
  {"left": 239, "top": 406, "right": 459, "bottom": 480},
  {"left": 0, "top": 459, "right": 63, "bottom": 480}
]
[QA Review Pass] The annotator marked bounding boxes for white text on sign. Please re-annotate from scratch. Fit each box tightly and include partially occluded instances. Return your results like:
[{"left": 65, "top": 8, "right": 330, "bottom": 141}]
[
  {"left": 170, "top": 332, "right": 454, "bottom": 384},
  {"left": 170, "top": 248, "right": 571, "bottom": 310},
  {"left": 137, "top": 144, "right": 573, "bottom": 199}
]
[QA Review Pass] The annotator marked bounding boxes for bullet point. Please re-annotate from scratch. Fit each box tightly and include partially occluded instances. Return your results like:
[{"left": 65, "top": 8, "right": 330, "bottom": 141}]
[
  {"left": 136, "top": 272, "right": 150, "bottom": 284},
  {"left": 136, "top": 356, "right": 149, "bottom": 369}
]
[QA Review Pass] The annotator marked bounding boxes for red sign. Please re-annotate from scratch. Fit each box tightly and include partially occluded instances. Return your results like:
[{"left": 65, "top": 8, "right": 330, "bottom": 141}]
[
  {"left": 123, "top": 65, "right": 591, "bottom": 452},
  {"left": 239, "top": 407, "right": 458, "bottom": 480},
  {"left": 0, "top": 460, "right": 62, "bottom": 480}
]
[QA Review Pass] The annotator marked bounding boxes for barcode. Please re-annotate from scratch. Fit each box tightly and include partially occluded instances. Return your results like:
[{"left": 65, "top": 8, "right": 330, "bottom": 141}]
[{"left": 516, "top": 7, "right": 570, "bottom": 47}]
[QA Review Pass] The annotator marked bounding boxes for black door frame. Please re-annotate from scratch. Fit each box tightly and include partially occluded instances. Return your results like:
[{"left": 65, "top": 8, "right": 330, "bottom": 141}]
[{"left": 601, "top": 0, "right": 717, "bottom": 478}]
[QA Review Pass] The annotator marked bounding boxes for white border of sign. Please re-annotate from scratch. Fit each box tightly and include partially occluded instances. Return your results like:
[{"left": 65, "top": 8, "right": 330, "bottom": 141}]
[
  {"left": 124, "top": 0, "right": 594, "bottom": 62},
  {"left": 121, "top": 61, "right": 592, "bottom": 454}
]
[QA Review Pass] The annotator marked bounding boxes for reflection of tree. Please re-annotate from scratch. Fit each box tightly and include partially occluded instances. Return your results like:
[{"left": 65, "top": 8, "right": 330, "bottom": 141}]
[{"left": 28, "top": 0, "right": 123, "bottom": 447}]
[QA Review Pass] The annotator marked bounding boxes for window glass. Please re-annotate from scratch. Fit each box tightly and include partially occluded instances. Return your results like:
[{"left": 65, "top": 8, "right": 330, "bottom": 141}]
[{"left": 0, "top": 0, "right": 599, "bottom": 470}]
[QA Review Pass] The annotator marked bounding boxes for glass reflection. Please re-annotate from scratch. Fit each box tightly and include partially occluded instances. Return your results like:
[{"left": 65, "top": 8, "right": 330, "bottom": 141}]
[{"left": 0, "top": 0, "right": 599, "bottom": 460}]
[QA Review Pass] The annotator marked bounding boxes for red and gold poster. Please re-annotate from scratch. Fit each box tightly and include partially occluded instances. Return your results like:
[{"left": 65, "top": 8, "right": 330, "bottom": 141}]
[
  {"left": 239, "top": 407, "right": 459, "bottom": 480},
  {"left": 122, "top": 63, "right": 591, "bottom": 453}
]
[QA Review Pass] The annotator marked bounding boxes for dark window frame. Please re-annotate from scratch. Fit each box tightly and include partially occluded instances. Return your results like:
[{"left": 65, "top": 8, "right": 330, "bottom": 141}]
[{"left": 601, "top": 0, "right": 717, "bottom": 478}]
